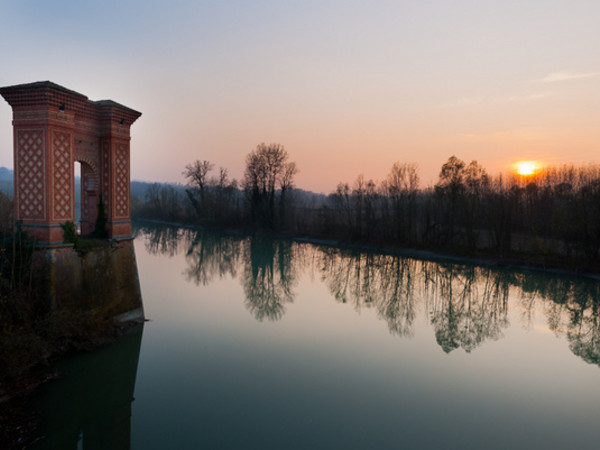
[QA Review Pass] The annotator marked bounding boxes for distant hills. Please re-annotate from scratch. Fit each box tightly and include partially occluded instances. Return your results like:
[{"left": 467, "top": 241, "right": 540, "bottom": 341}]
[
  {"left": 0, "top": 166, "right": 12, "bottom": 196},
  {"left": 0, "top": 167, "right": 170, "bottom": 200},
  {"left": 130, "top": 180, "right": 187, "bottom": 199},
  {"left": 130, "top": 180, "right": 327, "bottom": 208},
  {"left": 0, "top": 167, "right": 327, "bottom": 209}
]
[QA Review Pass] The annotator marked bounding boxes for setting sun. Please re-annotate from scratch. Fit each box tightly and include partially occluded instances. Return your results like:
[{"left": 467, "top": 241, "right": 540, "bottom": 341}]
[{"left": 515, "top": 161, "right": 538, "bottom": 176}]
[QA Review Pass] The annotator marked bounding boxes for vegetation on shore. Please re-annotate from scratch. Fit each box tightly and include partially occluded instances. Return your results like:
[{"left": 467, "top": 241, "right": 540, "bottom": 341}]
[
  {"left": 0, "top": 238, "right": 125, "bottom": 391},
  {"left": 0, "top": 195, "right": 128, "bottom": 397},
  {"left": 133, "top": 144, "right": 600, "bottom": 273}
]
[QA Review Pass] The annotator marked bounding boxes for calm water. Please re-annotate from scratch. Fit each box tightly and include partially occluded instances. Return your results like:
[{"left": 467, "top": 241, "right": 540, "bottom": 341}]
[{"left": 30, "top": 223, "right": 600, "bottom": 449}]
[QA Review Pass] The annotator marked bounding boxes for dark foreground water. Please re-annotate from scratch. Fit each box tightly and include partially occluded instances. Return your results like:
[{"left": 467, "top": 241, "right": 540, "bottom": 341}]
[{"left": 30, "top": 224, "right": 600, "bottom": 449}]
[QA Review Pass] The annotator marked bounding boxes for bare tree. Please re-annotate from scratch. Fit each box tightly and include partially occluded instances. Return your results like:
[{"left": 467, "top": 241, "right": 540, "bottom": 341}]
[
  {"left": 183, "top": 160, "right": 214, "bottom": 201},
  {"left": 435, "top": 156, "right": 467, "bottom": 245},
  {"left": 217, "top": 167, "right": 229, "bottom": 189},
  {"left": 381, "top": 162, "right": 419, "bottom": 243},
  {"left": 279, "top": 161, "right": 298, "bottom": 228},
  {"left": 463, "top": 160, "right": 489, "bottom": 248},
  {"left": 243, "top": 143, "right": 296, "bottom": 229},
  {"left": 280, "top": 162, "right": 298, "bottom": 192}
]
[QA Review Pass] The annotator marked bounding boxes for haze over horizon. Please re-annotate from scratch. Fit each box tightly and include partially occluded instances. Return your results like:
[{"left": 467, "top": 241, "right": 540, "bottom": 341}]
[{"left": 1, "top": 1, "right": 598, "bottom": 193}]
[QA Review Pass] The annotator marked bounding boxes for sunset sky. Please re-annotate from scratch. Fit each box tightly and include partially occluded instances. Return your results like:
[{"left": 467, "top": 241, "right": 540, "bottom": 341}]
[{"left": 1, "top": 0, "right": 598, "bottom": 193}]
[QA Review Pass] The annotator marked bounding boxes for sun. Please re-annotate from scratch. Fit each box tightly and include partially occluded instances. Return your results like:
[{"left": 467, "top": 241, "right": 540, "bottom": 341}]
[{"left": 515, "top": 161, "right": 538, "bottom": 176}]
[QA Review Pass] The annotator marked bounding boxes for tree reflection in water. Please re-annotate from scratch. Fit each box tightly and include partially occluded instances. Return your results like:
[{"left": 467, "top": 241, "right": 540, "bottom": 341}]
[
  {"left": 424, "top": 264, "right": 509, "bottom": 353},
  {"left": 139, "top": 223, "right": 186, "bottom": 258},
  {"left": 512, "top": 274, "right": 600, "bottom": 365},
  {"left": 318, "top": 248, "right": 417, "bottom": 337},
  {"left": 242, "top": 238, "right": 297, "bottom": 321},
  {"left": 317, "top": 249, "right": 510, "bottom": 351},
  {"left": 184, "top": 231, "right": 243, "bottom": 286},
  {"left": 136, "top": 224, "right": 600, "bottom": 366}
]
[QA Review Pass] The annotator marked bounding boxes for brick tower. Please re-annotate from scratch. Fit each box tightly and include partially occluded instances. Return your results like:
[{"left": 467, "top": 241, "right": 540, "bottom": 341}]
[{"left": 0, "top": 81, "right": 141, "bottom": 244}]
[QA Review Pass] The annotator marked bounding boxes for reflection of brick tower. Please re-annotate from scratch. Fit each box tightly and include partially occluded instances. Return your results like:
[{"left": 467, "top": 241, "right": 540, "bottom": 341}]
[{"left": 0, "top": 81, "right": 141, "bottom": 244}]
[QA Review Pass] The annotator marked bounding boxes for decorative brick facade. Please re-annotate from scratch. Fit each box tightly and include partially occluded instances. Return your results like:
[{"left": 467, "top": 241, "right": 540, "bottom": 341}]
[
  {"left": 1, "top": 81, "right": 141, "bottom": 244},
  {"left": 113, "top": 142, "right": 130, "bottom": 219},
  {"left": 15, "top": 129, "right": 46, "bottom": 221},
  {"left": 51, "top": 130, "right": 73, "bottom": 221}
]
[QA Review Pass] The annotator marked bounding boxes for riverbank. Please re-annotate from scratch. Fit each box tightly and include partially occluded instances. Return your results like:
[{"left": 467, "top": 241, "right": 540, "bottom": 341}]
[
  {"left": 134, "top": 218, "right": 600, "bottom": 281},
  {"left": 1, "top": 234, "right": 144, "bottom": 384},
  {"left": 296, "top": 236, "right": 600, "bottom": 281},
  {"left": 0, "top": 313, "right": 141, "bottom": 398}
]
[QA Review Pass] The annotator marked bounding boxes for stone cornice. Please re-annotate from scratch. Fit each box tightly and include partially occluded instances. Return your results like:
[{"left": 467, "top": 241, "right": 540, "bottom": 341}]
[{"left": 0, "top": 81, "right": 141, "bottom": 127}]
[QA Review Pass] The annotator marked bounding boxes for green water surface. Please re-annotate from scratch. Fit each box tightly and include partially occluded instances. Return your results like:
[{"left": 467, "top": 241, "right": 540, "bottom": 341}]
[{"left": 30, "top": 224, "right": 600, "bottom": 449}]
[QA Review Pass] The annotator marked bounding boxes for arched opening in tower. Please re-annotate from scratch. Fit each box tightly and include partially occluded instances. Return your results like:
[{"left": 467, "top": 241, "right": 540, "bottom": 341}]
[{"left": 76, "top": 160, "right": 100, "bottom": 236}]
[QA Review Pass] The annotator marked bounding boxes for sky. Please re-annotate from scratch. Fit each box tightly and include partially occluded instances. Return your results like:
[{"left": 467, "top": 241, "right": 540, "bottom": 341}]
[{"left": 0, "top": 0, "right": 598, "bottom": 193}]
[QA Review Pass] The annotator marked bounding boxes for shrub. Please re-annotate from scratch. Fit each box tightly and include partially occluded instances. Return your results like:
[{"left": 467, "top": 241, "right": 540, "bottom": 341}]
[{"left": 61, "top": 221, "right": 78, "bottom": 245}]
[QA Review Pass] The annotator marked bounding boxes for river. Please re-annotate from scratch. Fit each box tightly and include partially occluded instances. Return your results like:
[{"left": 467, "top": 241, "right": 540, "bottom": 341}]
[{"left": 29, "top": 223, "right": 600, "bottom": 449}]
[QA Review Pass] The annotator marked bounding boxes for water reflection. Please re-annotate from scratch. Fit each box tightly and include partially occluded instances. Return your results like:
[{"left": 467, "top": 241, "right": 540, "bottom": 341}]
[
  {"left": 31, "top": 324, "right": 143, "bottom": 449},
  {"left": 425, "top": 265, "right": 509, "bottom": 353},
  {"left": 318, "top": 248, "right": 418, "bottom": 337},
  {"left": 243, "top": 238, "right": 297, "bottom": 321},
  {"left": 516, "top": 275, "right": 600, "bottom": 365},
  {"left": 136, "top": 223, "right": 600, "bottom": 366},
  {"left": 185, "top": 230, "right": 243, "bottom": 286},
  {"left": 138, "top": 224, "right": 184, "bottom": 258},
  {"left": 317, "top": 249, "right": 510, "bottom": 352}
]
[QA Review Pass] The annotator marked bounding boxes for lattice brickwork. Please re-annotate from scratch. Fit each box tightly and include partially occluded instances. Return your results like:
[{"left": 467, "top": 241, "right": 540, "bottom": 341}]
[
  {"left": 51, "top": 131, "right": 73, "bottom": 221},
  {"left": 16, "top": 129, "right": 46, "bottom": 220},
  {"left": 113, "top": 143, "right": 130, "bottom": 218}
]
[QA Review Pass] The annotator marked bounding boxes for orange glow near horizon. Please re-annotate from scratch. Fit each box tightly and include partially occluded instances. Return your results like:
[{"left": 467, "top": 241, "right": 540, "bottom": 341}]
[{"left": 515, "top": 161, "right": 538, "bottom": 176}]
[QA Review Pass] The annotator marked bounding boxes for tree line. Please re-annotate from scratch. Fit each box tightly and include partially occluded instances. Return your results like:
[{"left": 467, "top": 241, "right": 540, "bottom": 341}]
[
  {"left": 134, "top": 142, "right": 297, "bottom": 230},
  {"left": 133, "top": 143, "right": 600, "bottom": 270}
]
